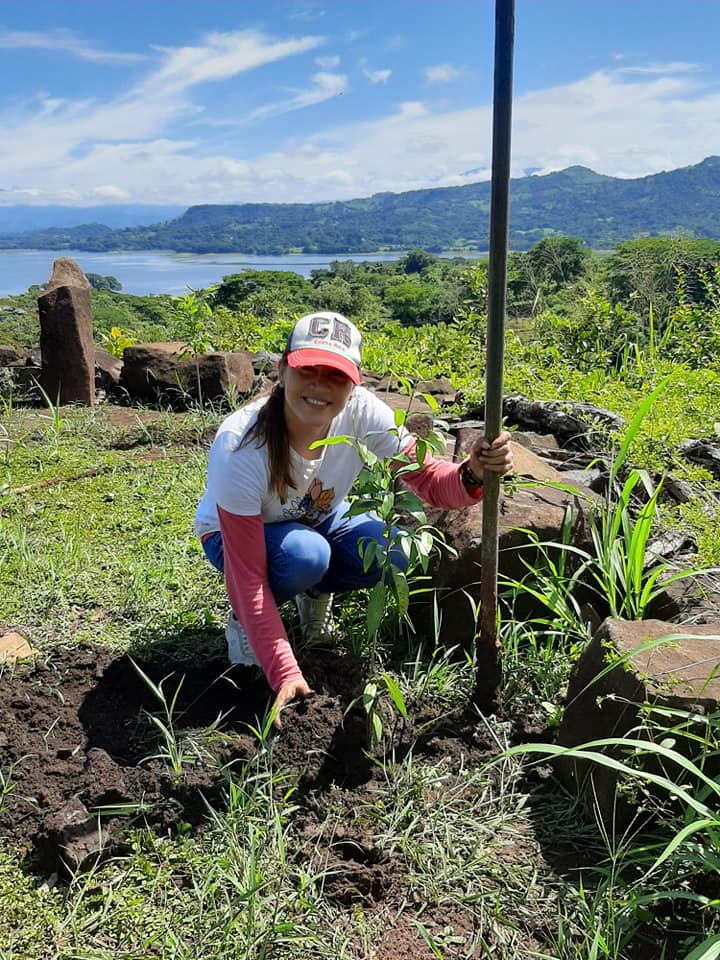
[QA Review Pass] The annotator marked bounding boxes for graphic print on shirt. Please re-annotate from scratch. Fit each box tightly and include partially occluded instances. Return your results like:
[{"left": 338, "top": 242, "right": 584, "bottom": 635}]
[{"left": 283, "top": 477, "right": 335, "bottom": 525}]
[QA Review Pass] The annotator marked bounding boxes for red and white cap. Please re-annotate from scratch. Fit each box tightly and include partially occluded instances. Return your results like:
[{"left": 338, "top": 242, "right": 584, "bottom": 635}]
[{"left": 285, "top": 312, "right": 362, "bottom": 385}]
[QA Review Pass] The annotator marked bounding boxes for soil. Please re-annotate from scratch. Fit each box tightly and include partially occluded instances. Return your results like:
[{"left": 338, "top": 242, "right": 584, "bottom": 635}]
[
  {"left": 0, "top": 641, "right": 686, "bottom": 960},
  {"left": 2, "top": 642, "right": 533, "bottom": 957}
]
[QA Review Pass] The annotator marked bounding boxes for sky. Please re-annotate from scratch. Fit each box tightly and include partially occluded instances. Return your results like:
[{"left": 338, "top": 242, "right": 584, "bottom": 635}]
[{"left": 1, "top": 0, "right": 719, "bottom": 208}]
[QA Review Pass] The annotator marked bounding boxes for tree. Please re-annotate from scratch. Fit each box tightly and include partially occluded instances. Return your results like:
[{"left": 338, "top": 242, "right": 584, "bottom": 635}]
[
  {"left": 605, "top": 238, "right": 720, "bottom": 325},
  {"left": 86, "top": 272, "right": 122, "bottom": 292},
  {"left": 211, "top": 270, "right": 314, "bottom": 313},
  {"left": 400, "top": 249, "right": 437, "bottom": 275},
  {"left": 507, "top": 237, "right": 591, "bottom": 317}
]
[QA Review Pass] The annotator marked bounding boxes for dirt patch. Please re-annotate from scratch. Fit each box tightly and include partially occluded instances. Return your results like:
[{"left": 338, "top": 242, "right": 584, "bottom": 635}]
[
  {"left": 0, "top": 644, "right": 490, "bottom": 867},
  {"left": 0, "top": 643, "right": 684, "bottom": 958}
]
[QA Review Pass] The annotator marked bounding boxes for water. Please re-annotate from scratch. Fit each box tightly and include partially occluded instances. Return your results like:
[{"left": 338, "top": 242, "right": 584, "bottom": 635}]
[{"left": 0, "top": 248, "right": 474, "bottom": 298}]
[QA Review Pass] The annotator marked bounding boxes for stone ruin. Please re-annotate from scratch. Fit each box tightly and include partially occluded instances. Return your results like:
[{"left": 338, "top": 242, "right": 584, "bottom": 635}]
[{"left": 0, "top": 257, "right": 257, "bottom": 409}]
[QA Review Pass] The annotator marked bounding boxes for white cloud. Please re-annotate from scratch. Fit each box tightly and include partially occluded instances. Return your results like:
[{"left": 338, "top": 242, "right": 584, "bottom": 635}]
[
  {"left": 364, "top": 69, "right": 391, "bottom": 85},
  {"left": 398, "top": 101, "right": 427, "bottom": 118},
  {"left": 287, "top": 5, "right": 326, "bottom": 23},
  {"left": 92, "top": 185, "right": 131, "bottom": 200},
  {"left": 3, "top": 58, "right": 720, "bottom": 206},
  {"left": 148, "top": 30, "right": 323, "bottom": 95},
  {"left": 0, "top": 28, "right": 144, "bottom": 64},
  {"left": 424, "top": 64, "right": 464, "bottom": 85},
  {"left": 617, "top": 61, "right": 699, "bottom": 76},
  {"left": 316, "top": 55, "right": 340, "bottom": 69},
  {"left": 249, "top": 72, "right": 348, "bottom": 121},
  {"left": 0, "top": 28, "right": 326, "bottom": 182}
]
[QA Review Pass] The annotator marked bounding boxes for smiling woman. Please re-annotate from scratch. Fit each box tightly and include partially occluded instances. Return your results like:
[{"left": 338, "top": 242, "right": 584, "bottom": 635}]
[{"left": 193, "top": 310, "right": 514, "bottom": 727}]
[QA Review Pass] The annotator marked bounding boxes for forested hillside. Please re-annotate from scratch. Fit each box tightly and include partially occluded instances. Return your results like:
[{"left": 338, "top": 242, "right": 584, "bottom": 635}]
[{"left": 1, "top": 157, "right": 719, "bottom": 255}]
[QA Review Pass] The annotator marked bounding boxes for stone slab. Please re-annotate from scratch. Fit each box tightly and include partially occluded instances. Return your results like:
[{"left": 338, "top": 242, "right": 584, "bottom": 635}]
[{"left": 0, "top": 632, "right": 35, "bottom": 662}]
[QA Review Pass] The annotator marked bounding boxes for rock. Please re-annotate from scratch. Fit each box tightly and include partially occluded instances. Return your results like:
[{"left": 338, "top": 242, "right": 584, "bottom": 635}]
[
  {"left": 37, "top": 258, "right": 95, "bottom": 406},
  {"left": 0, "top": 345, "right": 24, "bottom": 365},
  {"left": 94, "top": 347, "right": 122, "bottom": 392},
  {"left": 119, "top": 341, "right": 187, "bottom": 402},
  {"left": 558, "top": 618, "right": 720, "bottom": 829},
  {"left": 416, "top": 378, "right": 457, "bottom": 405},
  {"left": 41, "top": 797, "right": 103, "bottom": 873},
  {"left": 2, "top": 364, "right": 41, "bottom": 398},
  {"left": 661, "top": 570, "right": 720, "bottom": 624},
  {"left": 120, "top": 343, "right": 254, "bottom": 407},
  {"left": 501, "top": 396, "right": 624, "bottom": 448},
  {"left": 193, "top": 351, "right": 256, "bottom": 404},
  {"left": 376, "top": 391, "right": 436, "bottom": 437},
  {"left": 251, "top": 350, "right": 281, "bottom": 377},
  {"left": 681, "top": 440, "right": 720, "bottom": 480},
  {"left": 422, "top": 433, "right": 597, "bottom": 645},
  {"left": 0, "top": 632, "right": 35, "bottom": 662}
]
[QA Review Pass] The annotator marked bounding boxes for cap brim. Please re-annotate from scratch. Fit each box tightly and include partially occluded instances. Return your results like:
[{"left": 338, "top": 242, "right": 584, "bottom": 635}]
[{"left": 286, "top": 349, "right": 361, "bottom": 385}]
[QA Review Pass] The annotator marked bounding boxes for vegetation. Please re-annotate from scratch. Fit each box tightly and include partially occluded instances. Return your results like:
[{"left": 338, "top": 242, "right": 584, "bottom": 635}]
[
  {"left": 1, "top": 157, "right": 719, "bottom": 254},
  {"left": 1, "top": 234, "right": 720, "bottom": 956}
]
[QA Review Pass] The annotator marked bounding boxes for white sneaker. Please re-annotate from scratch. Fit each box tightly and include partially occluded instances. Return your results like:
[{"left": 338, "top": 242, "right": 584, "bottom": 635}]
[
  {"left": 225, "top": 613, "right": 259, "bottom": 666},
  {"left": 295, "top": 592, "right": 335, "bottom": 645}
]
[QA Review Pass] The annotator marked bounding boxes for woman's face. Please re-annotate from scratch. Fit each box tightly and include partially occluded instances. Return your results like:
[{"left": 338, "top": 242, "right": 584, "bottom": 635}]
[{"left": 280, "top": 361, "right": 354, "bottom": 436}]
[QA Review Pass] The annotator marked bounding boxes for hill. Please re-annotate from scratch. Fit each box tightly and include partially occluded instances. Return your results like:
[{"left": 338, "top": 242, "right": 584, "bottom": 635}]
[
  {"left": 0, "top": 204, "right": 184, "bottom": 233},
  {"left": 1, "top": 157, "right": 719, "bottom": 254}
]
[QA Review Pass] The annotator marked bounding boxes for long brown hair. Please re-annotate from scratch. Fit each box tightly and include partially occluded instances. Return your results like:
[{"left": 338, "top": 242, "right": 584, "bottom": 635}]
[{"left": 240, "top": 358, "right": 294, "bottom": 503}]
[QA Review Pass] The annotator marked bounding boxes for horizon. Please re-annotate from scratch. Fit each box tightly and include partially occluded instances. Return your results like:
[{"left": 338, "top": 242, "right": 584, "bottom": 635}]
[
  {"left": 1, "top": 1, "right": 719, "bottom": 208},
  {"left": 5, "top": 154, "right": 719, "bottom": 218}
]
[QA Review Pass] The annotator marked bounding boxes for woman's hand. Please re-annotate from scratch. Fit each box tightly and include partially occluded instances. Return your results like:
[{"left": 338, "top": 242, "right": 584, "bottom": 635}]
[
  {"left": 272, "top": 677, "right": 313, "bottom": 729},
  {"left": 467, "top": 430, "right": 514, "bottom": 481}
]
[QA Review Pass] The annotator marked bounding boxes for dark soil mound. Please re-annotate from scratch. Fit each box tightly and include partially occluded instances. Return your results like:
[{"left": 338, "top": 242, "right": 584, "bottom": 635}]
[{"left": 1, "top": 644, "right": 495, "bottom": 880}]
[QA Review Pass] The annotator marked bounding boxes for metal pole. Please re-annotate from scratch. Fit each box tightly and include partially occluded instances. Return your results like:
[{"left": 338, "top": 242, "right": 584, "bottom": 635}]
[{"left": 474, "top": 0, "right": 515, "bottom": 714}]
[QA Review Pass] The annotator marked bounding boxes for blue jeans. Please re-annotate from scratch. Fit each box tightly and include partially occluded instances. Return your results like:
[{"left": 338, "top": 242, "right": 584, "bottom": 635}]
[{"left": 202, "top": 505, "right": 408, "bottom": 605}]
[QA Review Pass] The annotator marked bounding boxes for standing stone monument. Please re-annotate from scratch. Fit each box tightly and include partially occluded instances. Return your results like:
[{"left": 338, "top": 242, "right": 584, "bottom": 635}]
[{"left": 38, "top": 258, "right": 95, "bottom": 406}]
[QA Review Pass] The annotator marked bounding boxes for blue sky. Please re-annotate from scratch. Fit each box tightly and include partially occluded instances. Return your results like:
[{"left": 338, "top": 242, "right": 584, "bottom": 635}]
[{"left": 1, "top": 0, "right": 719, "bottom": 207}]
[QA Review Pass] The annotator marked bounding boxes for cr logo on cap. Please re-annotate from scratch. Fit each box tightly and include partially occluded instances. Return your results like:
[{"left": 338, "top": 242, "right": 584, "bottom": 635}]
[{"left": 308, "top": 314, "right": 352, "bottom": 349}]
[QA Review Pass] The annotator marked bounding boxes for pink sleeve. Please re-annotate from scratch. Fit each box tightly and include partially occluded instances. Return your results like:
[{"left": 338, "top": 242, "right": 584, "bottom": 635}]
[
  {"left": 218, "top": 506, "right": 304, "bottom": 692},
  {"left": 396, "top": 439, "right": 481, "bottom": 510}
]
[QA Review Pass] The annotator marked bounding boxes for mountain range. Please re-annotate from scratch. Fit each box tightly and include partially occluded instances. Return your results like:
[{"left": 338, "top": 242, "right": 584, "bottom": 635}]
[
  {"left": 0, "top": 204, "right": 184, "bottom": 234},
  {"left": 1, "top": 157, "right": 718, "bottom": 254}
]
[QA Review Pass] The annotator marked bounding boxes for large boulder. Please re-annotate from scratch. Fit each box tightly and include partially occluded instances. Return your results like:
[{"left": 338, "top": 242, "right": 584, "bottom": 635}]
[
  {"left": 120, "top": 343, "right": 255, "bottom": 407},
  {"left": 38, "top": 258, "right": 95, "bottom": 406},
  {"left": 422, "top": 428, "right": 597, "bottom": 646},
  {"left": 558, "top": 618, "right": 720, "bottom": 828}
]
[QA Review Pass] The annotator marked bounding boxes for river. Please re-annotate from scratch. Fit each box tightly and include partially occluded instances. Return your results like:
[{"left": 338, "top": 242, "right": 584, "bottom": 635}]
[{"left": 0, "top": 249, "right": 477, "bottom": 298}]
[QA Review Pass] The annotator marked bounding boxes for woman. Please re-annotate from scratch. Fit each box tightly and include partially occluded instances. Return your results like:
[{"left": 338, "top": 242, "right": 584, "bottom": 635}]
[{"left": 195, "top": 312, "right": 513, "bottom": 727}]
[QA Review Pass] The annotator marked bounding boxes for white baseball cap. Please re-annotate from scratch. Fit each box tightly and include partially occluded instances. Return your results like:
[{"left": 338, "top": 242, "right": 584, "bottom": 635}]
[{"left": 285, "top": 312, "right": 362, "bottom": 385}]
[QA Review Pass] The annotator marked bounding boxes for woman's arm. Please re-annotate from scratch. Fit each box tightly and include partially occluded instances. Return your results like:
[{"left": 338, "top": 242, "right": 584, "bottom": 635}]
[
  {"left": 218, "top": 507, "right": 307, "bottom": 698},
  {"left": 395, "top": 433, "right": 514, "bottom": 509}
]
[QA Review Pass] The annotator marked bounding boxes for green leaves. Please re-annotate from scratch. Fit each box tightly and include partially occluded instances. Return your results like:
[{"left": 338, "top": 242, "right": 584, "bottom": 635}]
[
  {"left": 366, "top": 581, "right": 386, "bottom": 641},
  {"left": 381, "top": 673, "right": 407, "bottom": 720}
]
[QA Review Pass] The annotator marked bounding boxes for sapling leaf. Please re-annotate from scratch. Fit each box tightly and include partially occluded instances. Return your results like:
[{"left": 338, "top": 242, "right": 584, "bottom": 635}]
[
  {"left": 380, "top": 491, "right": 395, "bottom": 519},
  {"left": 310, "top": 435, "right": 353, "bottom": 449},
  {"left": 367, "top": 581, "right": 386, "bottom": 640},
  {"left": 371, "top": 711, "right": 383, "bottom": 745},
  {"left": 391, "top": 566, "right": 410, "bottom": 619},
  {"left": 393, "top": 407, "right": 405, "bottom": 428},
  {"left": 382, "top": 674, "right": 408, "bottom": 719},
  {"left": 362, "top": 682, "right": 378, "bottom": 712},
  {"left": 362, "top": 539, "right": 379, "bottom": 573},
  {"left": 419, "top": 392, "right": 440, "bottom": 414}
]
